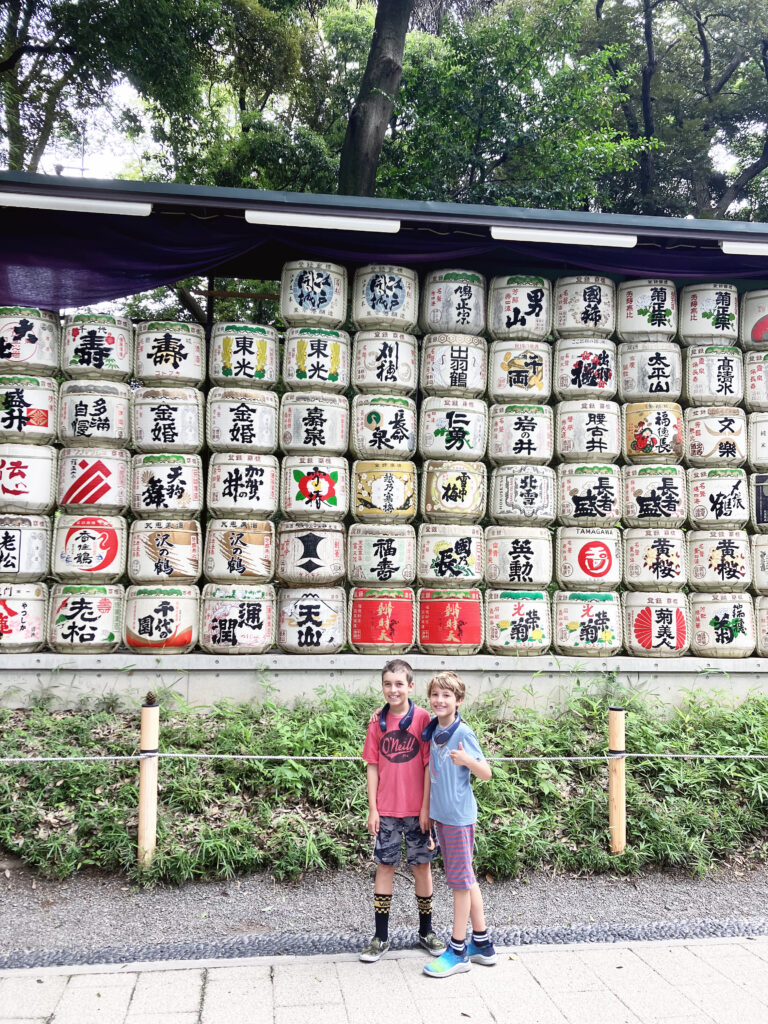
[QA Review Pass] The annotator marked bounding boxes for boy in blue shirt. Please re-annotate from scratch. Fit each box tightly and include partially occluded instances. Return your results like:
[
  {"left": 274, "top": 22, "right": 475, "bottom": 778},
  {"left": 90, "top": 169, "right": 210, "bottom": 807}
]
[{"left": 422, "top": 670, "right": 497, "bottom": 978}]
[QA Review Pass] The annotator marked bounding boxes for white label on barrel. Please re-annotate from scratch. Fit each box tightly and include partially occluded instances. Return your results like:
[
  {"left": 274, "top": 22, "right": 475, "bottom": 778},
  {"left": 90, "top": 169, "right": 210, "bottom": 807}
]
[
  {"left": 66, "top": 321, "right": 130, "bottom": 375},
  {"left": 58, "top": 517, "right": 122, "bottom": 574},
  {"left": 0, "top": 382, "right": 55, "bottom": 437},
  {"left": 64, "top": 393, "right": 127, "bottom": 443},
  {"left": 205, "top": 598, "right": 272, "bottom": 649},
  {"left": 0, "top": 310, "right": 57, "bottom": 368}
]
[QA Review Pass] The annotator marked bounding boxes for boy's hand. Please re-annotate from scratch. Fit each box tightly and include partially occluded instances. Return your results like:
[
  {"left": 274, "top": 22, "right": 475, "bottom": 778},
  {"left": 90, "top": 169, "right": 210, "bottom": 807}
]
[
  {"left": 419, "top": 807, "right": 430, "bottom": 834},
  {"left": 449, "top": 741, "right": 473, "bottom": 767},
  {"left": 368, "top": 711, "right": 378, "bottom": 727},
  {"left": 367, "top": 809, "right": 380, "bottom": 835}
]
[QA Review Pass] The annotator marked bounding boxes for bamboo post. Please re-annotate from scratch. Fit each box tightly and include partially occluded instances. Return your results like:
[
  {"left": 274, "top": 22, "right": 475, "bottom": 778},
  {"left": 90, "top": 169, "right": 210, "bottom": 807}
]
[
  {"left": 138, "top": 691, "right": 160, "bottom": 868},
  {"left": 608, "top": 706, "right": 626, "bottom": 854}
]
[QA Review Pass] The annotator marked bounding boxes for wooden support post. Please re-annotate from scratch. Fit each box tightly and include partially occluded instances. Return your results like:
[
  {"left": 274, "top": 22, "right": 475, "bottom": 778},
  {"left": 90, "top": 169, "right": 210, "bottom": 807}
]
[
  {"left": 138, "top": 692, "right": 160, "bottom": 869},
  {"left": 608, "top": 706, "right": 626, "bottom": 854}
]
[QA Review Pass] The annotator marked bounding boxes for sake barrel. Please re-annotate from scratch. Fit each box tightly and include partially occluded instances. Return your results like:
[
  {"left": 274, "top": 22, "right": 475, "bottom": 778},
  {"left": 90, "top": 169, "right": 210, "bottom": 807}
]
[
  {"left": 684, "top": 406, "right": 746, "bottom": 466},
  {"left": 123, "top": 584, "right": 199, "bottom": 653},
  {"left": 417, "top": 523, "right": 484, "bottom": 588},
  {"left": 132, "top": 453, "right": 203, "bottom": 520},
  {"left": 617, "top": 279, "right": 678, "bottom": 343},
  {"left": 62, "top": 314, "right": 132, "bottom": 380},
  {"left": 745, "top": 352, "right": 768, "bottom": 411},
  {"left": 352, "top": 459, "right": 417, "bottom": 523},
  {"left": 679, "top": 283, "right": 739, "bottom": 346},
  {"left": 276, "top": 520, "right": 345, "bottom": 586},
  {"left": 484, "top": 525, "right": 552, "bottom": 588},
  {"left": 618, "top": 341, "right": 682, "bottom": 402},
  {"left": 204, "top": 519, "right": 275, "bottom": 584},
  {"left": 0, "top": 307, "right": 58, "bottom": 375},
  {"left": 748, "top": 412, "right": 768, "bottom": 471},
  {"left": 279, "top": 260, "right": 347, "bottom": 328},
  {"left": 131, "top": 386, "right": 204, "bottom": 454},
  {"left": 209, "top": 322, "right": 279, "bottom": 388},
  {"left": 553, "top": 338, "right": 617, "bottom": 401},
  {"left": 623, "top": 528, "right": 687, "bottom": 591},
  {"left": 752, "top": 534, "right": 768, "bottom": 594},
  {"left": 487, "top": 340, "right": 551, "bottom": 404},
  {"left": 485, "top": 590, "right": 551, "bottom": 656},
  {"left": 0, "top": 375, "right": 57, "bottom": 444},
  {"left": 623, "top": 592, "right": 690, "bottom": 657},
  {"left": 0, "top": 443, "right": 56, "bottom": 514},
  {"left": 207, "top": 388, "right": 278, "bottom": 454},
  {"left": 421, "top": 334, "right": 487, "bottom": 398},
  {"left": 351, "top": 394, "right": 416, "bottom": 460},
  {"left": 552, "top": 591, "right": 622, "bottom": 657},
  {"left": 741, "top": 291, "right": 768, "bottom": 351},
  {"left": 59, "top": 380, "right": 130, "bottom": 448},
  {"left": 420, "top": 459, "right": 486, "bottom": 523},
  {"left": 419, "top": 269, "right": 486, "bottom": 336},
  {"left": 488, "top": 404, "right": 553, "bottom": 466},
  {"left": 487, "top": 276, "right": 552, "bottom": 342},
  {"left": 48, "top": 583, "right": 123, "bottom": 653},
  {"left": 557, "top": 464, "right": 622, "bottom": 527},
  {"left": 684, "top": 346, "right": 744, "bottom": 406},
  {"left": 555, "top": 400, "right": 621, "bottom": 464},
  {"left": 283, "top": 327, "right": 350, "bottom": 393},
  {"left": 751, "top": 473, "right": 768, "bottom": 534},
  {"left": 0, "top": 582, "right": 47, "bottom": 652},
  {"left": 0, "top": 515, "right": 49, "bottom": 582},
  {"left": 688, "top": 467, "right": 749, "bottom": 529},
  {"left": 277, "top": 586, "right": 345, "bottom": 653},
  {"left": 347, "top": 523, "right": 416, "bottom": 587},
  {"left": 52, "top": 514, "right": 126, "bottom": 583},
  {"left": 690, "top": 592, "right": 755, "bottom": 658},
  {"left": 622, "top": 402, "right": 684, "bottom": 465},
  {"left": 555, "top": 527, "right": 622, "bottom": 590},
  {"left": 348, "top": 587, "right": 416, "bottom": 654},
  {"left": 351, "top": 264, "right": 419, "bottom": 332},
  {"left": 756, "top": 596, "right": 768, "bottom": 655},
  {"left": 489, "top": 464, "right": 556, "bottom": 525},
  {"left": 419, "top": 396, "right": 487, "bottom": 462},
  {"left": 352, "top": 331, "right": 418, "bottom": 395},
  {"left": 622, "top": 464, "right": 688, "bottom": 528},
  {"left": 281, "top": 455, "right": 347, "bottom": 521},
  {"left": 208, "top": 452, "right": 279, "bottom": 519},
  {"left": 135, "top": 321, "right": 205, "bottom": 388},
  {"left": 553, "top": 276, "right": 615, "bottom": 339},
  {"left": 200, "top": 583, "right": 276, "bottom": 654},
  {"left": 128, "top": 520, "right": 201, "bottom": 584},
  {"left": 59, "top": 448, "right": 129, "bottom": 515},
  {"left": 417, "top": 587, "right": 483, "bottom": 654},
  {"left": 280, "top": 391, "right": 349, "bottom": 457},
  {"left": 688, "top": 529, "right": 751, "bottom": 592}
]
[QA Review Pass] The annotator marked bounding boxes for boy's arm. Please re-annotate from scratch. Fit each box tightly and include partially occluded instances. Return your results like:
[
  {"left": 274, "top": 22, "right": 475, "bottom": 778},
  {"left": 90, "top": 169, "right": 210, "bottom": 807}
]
[
  {"left": 419, "top": 763, "right": 431, "bottom": 833},
  {"left": 366, "top": 762, "right": 380, "bottom": 834},
  {"left": 449, "top": 741, "right": 492, "bottom": 780}
]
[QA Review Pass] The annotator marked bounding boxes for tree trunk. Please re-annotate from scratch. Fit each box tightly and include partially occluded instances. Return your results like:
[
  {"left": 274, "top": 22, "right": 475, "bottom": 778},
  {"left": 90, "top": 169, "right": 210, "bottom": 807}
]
[{"left": 337, "top": 0, "right": 414, "bottom": 197}]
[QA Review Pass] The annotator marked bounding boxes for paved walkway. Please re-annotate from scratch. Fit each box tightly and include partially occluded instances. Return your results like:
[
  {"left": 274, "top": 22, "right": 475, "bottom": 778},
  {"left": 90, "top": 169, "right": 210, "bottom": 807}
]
[{"left": 1, "top": 936, "right": 767, "bottom": 1024}]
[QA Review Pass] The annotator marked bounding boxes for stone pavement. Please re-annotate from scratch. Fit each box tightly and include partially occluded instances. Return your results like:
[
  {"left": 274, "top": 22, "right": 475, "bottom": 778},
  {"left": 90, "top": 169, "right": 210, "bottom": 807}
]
[{"left": 1, "top": 936, "right": 768, "bottom": 1024}]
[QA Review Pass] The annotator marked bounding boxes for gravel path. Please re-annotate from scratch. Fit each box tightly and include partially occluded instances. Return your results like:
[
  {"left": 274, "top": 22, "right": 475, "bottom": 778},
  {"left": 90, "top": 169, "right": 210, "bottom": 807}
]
[{"left": 3, "top": 854, "right": 768, "bottom": 969}]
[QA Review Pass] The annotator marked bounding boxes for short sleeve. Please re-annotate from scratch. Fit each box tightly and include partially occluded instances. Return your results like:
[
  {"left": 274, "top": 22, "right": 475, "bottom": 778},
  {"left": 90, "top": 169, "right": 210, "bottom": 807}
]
[
  {"left": 362, "top": 717, "right": 381, "bottom": 763},
  {"left": 459, "top": 725, "right": 484, "bottom": 762}
]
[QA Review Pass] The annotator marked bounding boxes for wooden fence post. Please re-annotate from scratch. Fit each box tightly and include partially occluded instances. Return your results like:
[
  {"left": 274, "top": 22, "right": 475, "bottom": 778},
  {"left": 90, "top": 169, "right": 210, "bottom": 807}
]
[
  {"left": 608, "top": 706, "right": 626, "bottom": 854},
  {"left": 138, "top": 691, "right": 160, "bottom": 868}
]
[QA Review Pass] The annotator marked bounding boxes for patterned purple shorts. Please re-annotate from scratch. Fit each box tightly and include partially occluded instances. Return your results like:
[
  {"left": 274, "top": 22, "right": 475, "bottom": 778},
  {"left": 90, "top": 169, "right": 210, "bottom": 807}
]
[{"left": 434, "top": 821, "right": 476, "bottom": 890}]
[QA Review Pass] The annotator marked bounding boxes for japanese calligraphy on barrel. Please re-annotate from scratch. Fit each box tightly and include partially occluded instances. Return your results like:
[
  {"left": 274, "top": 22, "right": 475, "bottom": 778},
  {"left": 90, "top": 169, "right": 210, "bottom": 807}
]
[
  {"left": 283, "top": 327, "right": 350, "bottom": 393},
  {"left": 59, "top": 380, "right": 130, "bottom": 448},
  {"left": 276, "top": 520, "right": 345, "bottom": 586},
  {"left": 0, "top": 515, "right": 49, "bottom": 582},
  {"left": 688, "top": 529, "right": 751, "bottom": 592},
  {"left": 552, "top": 591, "right": 622, "bottom": 657},
  {"left": 420, "top": 334, "right": 487, "bottom": 398},
  {"left": 277, "top": 586, "right": 345, "bottom": 654},
  {"left": 420, "top": 269, "right": 486, "bottom": 336},
  {"left": 419, "top": 397, "right": 487, "bottom": 462},
  {"left": 689, "top": 592, "right": 755, "bottom": 658},
  {"left": 487, "top": 341, "right": 551, "bottom": 405},
  {"left": 346, "top": 523, "right": 416, "bottom": 587},
  {"left": 755, "top": 596, "right": 768, "bottom": 656},
  {"left": 351, "top": 264, "right": 419, "bottom": 332},
  {"left": 484, "top": 525, "right": 552, "bottom": 588},
  {"left": 0, "top": 375, "right": 57, "bottom": 444},
  {"left": 622, "top": 402, "right": 683, "bottom": 465},
  {"left": 132, "top": 387, "right": 204, "bottom": 454},
  {"left": 281, "top": 455, "right": 348, "bottom": 521},
  {"left": 622, "top": 464, "right": 687, "bottom": 528},
  {"left": 488, "top": 464, "right": 556, "bottom": 525},
  {"left": 420, "top": 459, "right": 486, "bottom": 523},
  {"left": 618, "top": 341, "right": 682, "bottom": 402},
  {"left": 48, "top": 583, "right": 123, "bottom": 653},
  {"left": 280, "top": 260, "right": 348, "bottom": 328},
  {"left": 488, "top": 404, "right": 552, "bottom": 466},
  {"left": 0, "top": 307, "right": 59, "bottom": 376},
  {"left": 553, "top": 276, "right": 615, "bottom": 339},
  {"left": 623, "top": 591, "right": 689, "bottom": 657},
  {"left": 553, "top": 339, "right": 617, "bottom": 401},
  {"left": 352, "top": 459, "right": 417, "bottom": 523},
  {"left": 207, "top": 388, "right": 278, "bottom": 454},
  {"left": 135, "top": 321, "right": 205, "bottom": 388},
  {"left": 0, "top": 582, "right": 47, "bottom": 652},
  {"left": 557, "top": 464, "right": 621, "bottom": 527},
  {"left": 0, "top": 443, "right": 56, "bottom": 514},
  {"left": 417, "top": 588, "right": 483, "bottom": 654},
  {"left": 417, "top": 523, "right": 484, "bottom": 588},
  {"left": 52, "top": 514, "right": 126, "bottom": 583},
  {"left": 684, "top": 406, "right": 746, "bottom": 466},
  {"left": 555, "top": 527, "right": 622, "bottom": 591},
  {"left": 203, "top": 519, "right": 274, "bottom": 584},
  {"left": 59, "top": 448, "right": 129, "bottom": 515},
  {"left": 351, "top": 394, "right": 416, "bottom": 460},
  {"left": 556, "top": 400, "right": 621, "bottom": 463},
  {"left": 745, "top": 352, "right": 768, "bottom": 412},
  {"left": 200, "top": 583, "right": 276, "bottom": 654},
  {"left": 209, "top": 452, "right": 279, "bottom": 519},
  {"left": 684, "top": 346, "right": 744, "bottom": 407},
  {"left": 352, "top": 331, "right": 418, "bottom": 395},
  {"left": 679, "top": 283, "right": 739, "bottom": 346},
  {"left": 485, "top": 590, "right": 550, "bottom": 656},
  {"left": 62, "top": 314, "right": 132, "bottom": 380},
  {"left": 209, "top": 322, "right": 279, "bottom": 388},
  {"left": 128, "top": 520, "right": 201, "bottom": 584},
  {"left": 132, "top": 454, "right": 203, "bottom": 520},
  {"left": 280, "top": 391, "right": 349, "bottom": 457},
  {"left": 623, "top": 528, "right": 686, "bottom": 591},
  {"left": 348, "top": 587, "right": 416, "bottom": 654},
  {"left": 688, "top": 467, "right": 749, "bottom": 529},
  {"left": 616, "top": 279, "right": 677, "bottom": 343},
  {"left": 487, "top": 276, "right": 552, "bottom": 342},
  {"left": 124, "top": 584, "right": 199, "bottom": 653}
]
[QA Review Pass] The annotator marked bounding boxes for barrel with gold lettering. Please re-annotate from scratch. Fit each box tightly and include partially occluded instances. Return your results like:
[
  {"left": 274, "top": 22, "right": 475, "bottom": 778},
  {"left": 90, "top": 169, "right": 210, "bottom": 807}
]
[
  {"left": 417, "top": 587, "right": 483, "bottom": 655},
  {"left": 348, "top": 587, "right": 416, "bottom": 654}
]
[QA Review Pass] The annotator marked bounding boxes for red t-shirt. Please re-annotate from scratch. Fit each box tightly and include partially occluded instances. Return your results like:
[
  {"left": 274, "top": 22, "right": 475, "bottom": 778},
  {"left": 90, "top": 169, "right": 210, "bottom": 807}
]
[{"left": 362, "top": 704, "right": 431, "bottom": 818}]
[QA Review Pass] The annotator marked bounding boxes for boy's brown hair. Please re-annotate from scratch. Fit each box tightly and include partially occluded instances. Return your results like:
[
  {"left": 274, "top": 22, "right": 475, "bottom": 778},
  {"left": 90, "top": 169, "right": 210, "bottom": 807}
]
[
  {"left": 426, "top": 670, "right": 465, "bottom": 702},
  {"left": 381, "top": 658, "right": 414, "bottom": 684}
]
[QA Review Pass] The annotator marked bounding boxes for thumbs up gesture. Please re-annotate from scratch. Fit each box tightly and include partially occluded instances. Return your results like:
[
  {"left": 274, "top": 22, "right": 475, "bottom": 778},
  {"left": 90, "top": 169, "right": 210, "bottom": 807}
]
[{"left": 449, "top": 741, "right": 471, "bottom": 767}]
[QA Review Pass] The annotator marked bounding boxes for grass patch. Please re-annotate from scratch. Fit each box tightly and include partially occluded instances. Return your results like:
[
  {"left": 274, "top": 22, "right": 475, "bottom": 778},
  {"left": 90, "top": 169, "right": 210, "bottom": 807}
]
[{"left": 2, "top": 685, "right": 768, "bottom": 885}]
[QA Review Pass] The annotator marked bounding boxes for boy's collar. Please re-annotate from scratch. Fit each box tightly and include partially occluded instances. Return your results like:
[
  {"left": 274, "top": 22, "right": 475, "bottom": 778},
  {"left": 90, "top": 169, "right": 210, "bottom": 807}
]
[{"left": 421, "top": 712, "right": 462, "bottom": 745}]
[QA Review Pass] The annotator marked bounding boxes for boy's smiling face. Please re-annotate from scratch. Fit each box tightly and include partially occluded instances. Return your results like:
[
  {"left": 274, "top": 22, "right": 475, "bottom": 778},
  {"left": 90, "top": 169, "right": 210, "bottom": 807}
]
[
  {"left": 381, "top": 668, "right": 413, "bottom": 715},
  {"left": 429, "top": 685, "right": 461, "bottom": 727}
]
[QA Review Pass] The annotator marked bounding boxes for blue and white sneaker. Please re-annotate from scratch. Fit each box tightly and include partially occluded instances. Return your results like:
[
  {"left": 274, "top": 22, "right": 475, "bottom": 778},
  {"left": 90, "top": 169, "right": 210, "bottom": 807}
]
[
  {"left": 422, "top": 947, "right": 471, "bottom": 978},
  {"left": 466, "top": 939, "right": 498, "bottom": 965}
]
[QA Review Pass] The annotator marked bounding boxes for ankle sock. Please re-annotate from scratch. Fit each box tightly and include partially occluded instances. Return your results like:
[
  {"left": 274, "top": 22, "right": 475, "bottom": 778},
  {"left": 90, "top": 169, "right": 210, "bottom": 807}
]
[
  {"left": 472, "top": 929, "right": 491, "bottom": 947},
  {"left": 374, "top": 892, "right": 392, "bottom": 941},
  {"left": 450, "top": 936, "right": 466, "bottom": 956},
  {"left": 416, "top": 894, "right": 433, "bottom": 936}
]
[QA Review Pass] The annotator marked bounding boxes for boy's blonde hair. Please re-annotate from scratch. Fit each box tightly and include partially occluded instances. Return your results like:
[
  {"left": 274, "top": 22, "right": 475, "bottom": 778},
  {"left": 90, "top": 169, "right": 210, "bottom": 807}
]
[
  {"left": 426, "top": 671, "right": 465, "bottom": 702},
  {"left": 381, "top": 658, "right": 413, "bottom": 684}
]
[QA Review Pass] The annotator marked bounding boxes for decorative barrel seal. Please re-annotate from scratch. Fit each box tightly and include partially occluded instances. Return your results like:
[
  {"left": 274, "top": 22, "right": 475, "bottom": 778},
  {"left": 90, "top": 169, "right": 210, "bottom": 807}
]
[
  {"left": 688, "top": 529, "right": 751, "bottom": 592},
  {"left": 553, "top": 338, "right": 616, "bottom": 401},
  {"left": 0, "top": 374, "right": 57, "bottom": 444},
  {"left": 555, "top": 527, "right": 622, "bottom": 591},
  {"left": 484, "top": 525, "right": 552, "bottom": 588},
  {"left": 351, "top": 394, "right": 416, "bottom": 461},
  {"left": 277, "top": 586, "right": 345, "bottom": 654},
  {"left": 556, "top": 400, "right": 621, "bottom": 463},
  {"left": 0, "top": 515, "right": 49, "bottom": 582},
  {"left": 689, "top": 592, "right": 755, "bottom": 658},
  {"left": 488, "top": 404, "right": 552, "bottom": 466},
  {"left": 0, "top": 307, "right": 58, "bottom": 376},
  {"left": 746, "top": 351, "right": 768, "bottom": 412},
  {"left": 48, "top": 583, "right": 123, "bottom": 653},
  {"left": 552, "top": 591, "right": 622, "bottom": 657},
  {"left": 207, "top": 387, "right": 278, "bottom": 454},
  {"left": 200, "top": 583, "right": 276, "bottom": 654},
  {"left": 420, "top": 459, "right": 485, "bottom": 524},
  {"left": 623, "top": 591, "right": 689, "bottom": 657},
  {"left": 348, "top": 587, "right": 416, "bottom": 654},
  {"left": 622, "top": 402, "right": 683, "bottom": 465},
  {"left": 617, "top": 279, "right": 677, "bottom": 343},
  {"left": 748, "top": 412, "right": 768, "bottom": 471},
  {"left": 59, "top": 447, "right": 129, "bottom": 515},
  {"left": 128, "top": 520, "right": 202, "bottom": 584},
  {"left": 352, "top": 459, "right": 417, "bottom": 523},
  {"left": 132, "top": 387, "right": 204, "bottom": 454},
  {"left": 741, "top": 291, "right": 768, "bottom": 351},
  {"left": 352, "top": 330, "right": 418, "bottom": 395},
  {"left": 135, "top": 321, "right": 205, "bottom": 388},
  {"left": 489, "top": 464, "right": 556, "bottom": 525},
  {"left": 417, "top": 523, "right": 484, "bottom": 588},
  {"left": 417, "top": 587, "right": 483, "bottom": 655},
  {"left": 684, "top": 346, "right": 744, "bottom": 407},
  {"left": 751, "top": 473, "right": 768, "bottom": 534},
  {"left": 132, "top": 453, "right": 203, "bottom": 520},
  {"left": 618, "top": 341, "right": 682, "bottom": 402},
  {"left": 276, "top": 520, "right": 345, "bottom": 586},
  {"left": 0, "top": 582, "right": 47, "bottom": 651},
  {"left": 487, "top": 276, "right": 552, "bottom": 342},
  {"left": 62, "top": 314, "right": 132, "bottom": 380},
  {"left": 347, "top": 523, "right": 416, "bottom": 588},
  {"left": 420, "top": 334, "right": 487, "bottom": 398},
  {"left": 0, "top": 443, "right": 56, "bottom": 515},
  {"left": 419, "top": 269, "right": 486, "bottom": 336},
  {"left": 204, "top": 519, "right": 275, "bottom": 583},
  {"left": 623, "top": 528, "right": 686, "bottom": 591},
  {"left": 52, "top": 514, "right": 126, "bottom": 583},
  {"left": 419, "top": 396, "right": 487, "bottom": 462},
  {"left": 59, "top": 380, "right": 130, "bottom": 448},
  {"left": 679, "top": 283, "right": 738, "bottom": 346},
  {"left": 622, "top": 464, "right": 687, "bottom": 528},
  {"left": 283, "top": 327, "right": 350, "bottom": 393},
  {"left": 487, "top": 341, "right": 551, "bottom": 405},
  {"left": 485, "top": 590, "right": 550, "bottom": 656},
  {"left": 557, "top": 464, "right": 621, "bottom": 527},
  {"left": 281, "top": 455, "right": 347, "bottom": 522},
  {"left": 209, "top": 322, "right": 279, "bottom": 388},
  {"left": 688, "top": 467, "right": 749, "bottom": 529},
  {"left": 553, "top": 276, "right": 615, "bottom": 339},
  {"left": 280, "top": 391, "right": 349, "bottom": 457},
  {"left": 351, "top": 264, "right": 418, "bottom": 332},
  {"left": 684, "top": 406, "right": 746, "bottom": 467},
  {"left": 124, "top": 584, "right": 199, "bottom": 653},
  {"left": 208, "top": 452, "right": 279, "bottom": 520},
  {"left": 756, "top": 596, "right": 768, "bottom": 656},
  {"left": 280, "top": 260, "right": 347, "bottom": 328}
]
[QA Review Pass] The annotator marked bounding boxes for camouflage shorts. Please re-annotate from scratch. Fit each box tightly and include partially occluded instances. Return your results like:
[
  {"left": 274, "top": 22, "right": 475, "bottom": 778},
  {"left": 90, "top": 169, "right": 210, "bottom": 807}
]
[{"left": 373, "top": 816, "right": 438, "bottom": 866}]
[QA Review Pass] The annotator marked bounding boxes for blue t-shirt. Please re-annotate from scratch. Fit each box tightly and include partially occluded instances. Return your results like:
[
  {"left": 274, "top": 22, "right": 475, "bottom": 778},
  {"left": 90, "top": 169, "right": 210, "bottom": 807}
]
[{"left": 428, "top": 720, "right": 485, "bottom": 827}]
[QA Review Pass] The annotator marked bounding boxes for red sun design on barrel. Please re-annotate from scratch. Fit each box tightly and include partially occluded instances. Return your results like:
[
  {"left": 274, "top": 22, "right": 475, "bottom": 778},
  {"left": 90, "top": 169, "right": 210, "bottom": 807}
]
[
  {"left": 577, "top": 541, "right": 612, "bottom": 578},
  {"left": 65, "top": 518, "right": 118, "bottom": 571},
  {"left": 633, "top": 606, "right": 687, "bottom": 650}
]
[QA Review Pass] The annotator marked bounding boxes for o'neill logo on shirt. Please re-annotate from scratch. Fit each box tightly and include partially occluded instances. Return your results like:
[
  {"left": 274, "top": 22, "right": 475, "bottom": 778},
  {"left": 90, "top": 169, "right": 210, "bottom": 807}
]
[{"left": 381, "top": 731, "right": 420, "bottom": 763}]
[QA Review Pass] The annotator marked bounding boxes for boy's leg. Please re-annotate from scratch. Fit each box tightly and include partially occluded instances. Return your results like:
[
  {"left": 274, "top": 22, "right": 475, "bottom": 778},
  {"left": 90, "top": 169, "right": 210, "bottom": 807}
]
[
  {"left": 423, "top": 823, "right": 473, "bottom": 977},
  {"left": 405, "top": 818, "right": 445, "bottom": 954},
  {"left": 360, "top": 819, "right": 401, "bottom": 962},
  {"left": 466, "top": 882, "right": 497, "bottom": 966}
]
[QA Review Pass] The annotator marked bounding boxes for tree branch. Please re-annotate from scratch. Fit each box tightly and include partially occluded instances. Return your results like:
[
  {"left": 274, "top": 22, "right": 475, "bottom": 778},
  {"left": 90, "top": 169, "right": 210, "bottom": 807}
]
[
  {"left": 715, "top": 133, "right": 768, "bottom": 217},
  {"left": 176, "top": 285, "right": 207, "bottom": 327}
]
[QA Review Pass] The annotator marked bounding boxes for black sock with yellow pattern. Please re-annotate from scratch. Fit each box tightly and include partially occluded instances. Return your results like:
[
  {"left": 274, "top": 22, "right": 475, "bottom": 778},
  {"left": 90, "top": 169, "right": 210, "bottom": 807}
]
[
  {"left": 374, "top": 892, "right": 392, "bottom": 941},
  {"left": 417, "top": 894, "right": 433, "bottom": 937}
]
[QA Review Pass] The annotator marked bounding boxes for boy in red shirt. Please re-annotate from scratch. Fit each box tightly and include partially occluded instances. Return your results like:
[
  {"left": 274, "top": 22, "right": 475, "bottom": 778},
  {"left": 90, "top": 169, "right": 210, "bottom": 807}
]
[{"left": 359, "top": 658, "right": 446, "bottom": 963}]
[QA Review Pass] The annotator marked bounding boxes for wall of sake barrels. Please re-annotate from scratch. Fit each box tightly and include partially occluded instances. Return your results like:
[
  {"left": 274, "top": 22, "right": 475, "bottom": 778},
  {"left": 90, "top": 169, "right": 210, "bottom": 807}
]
[{"left": 2, "top": 275, "right": 768, "bottom": 705}]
